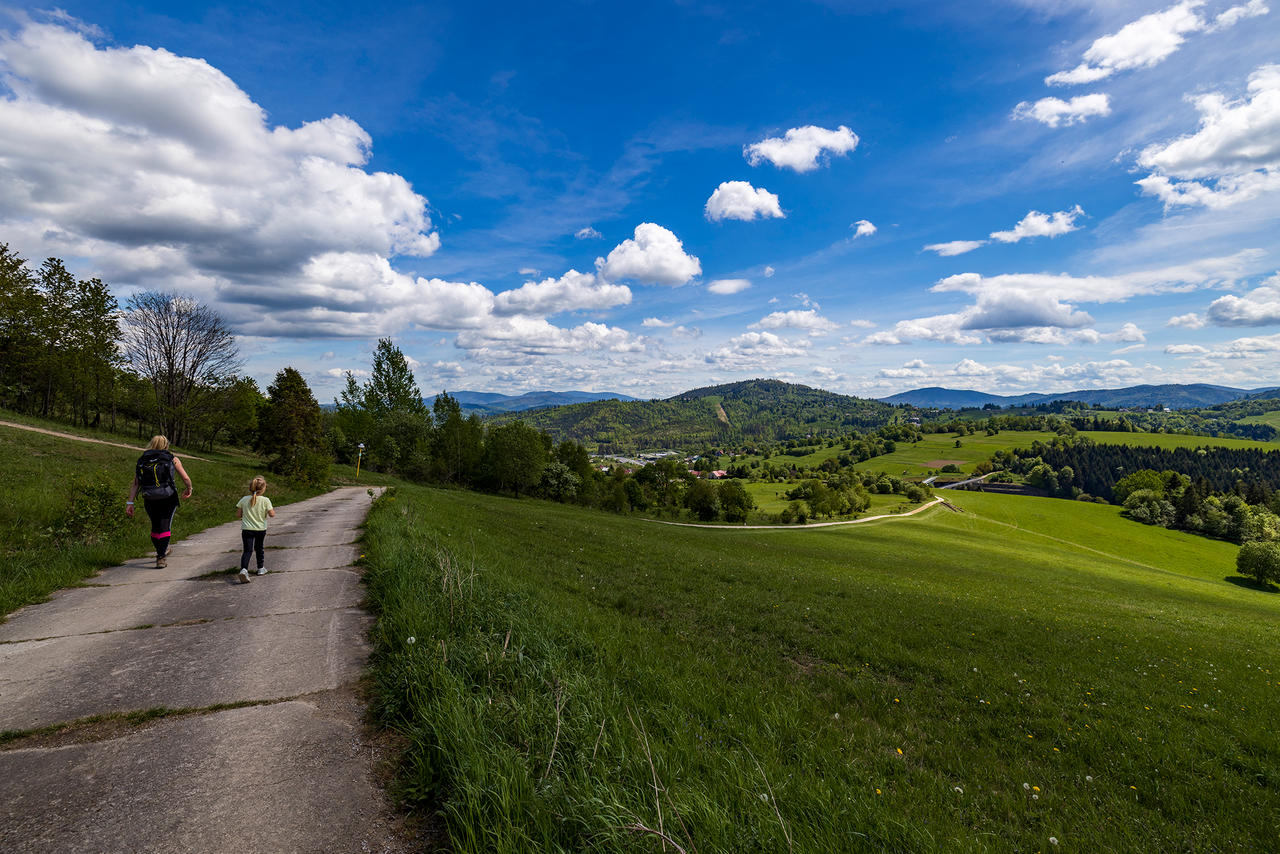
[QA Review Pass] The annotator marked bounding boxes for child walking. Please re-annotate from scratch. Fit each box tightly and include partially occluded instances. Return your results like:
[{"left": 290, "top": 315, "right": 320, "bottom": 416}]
[{"left": 235, "top": 476, "right": 275, "bottom": 584}]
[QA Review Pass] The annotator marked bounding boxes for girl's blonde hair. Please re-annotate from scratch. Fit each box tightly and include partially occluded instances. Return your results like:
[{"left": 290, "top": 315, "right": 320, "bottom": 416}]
[
  {"left": 249, "top": 476, "right": 267, "bottom": 507},
  {"left": 146, "top": 435, "right": 170, "bottom": 451}
]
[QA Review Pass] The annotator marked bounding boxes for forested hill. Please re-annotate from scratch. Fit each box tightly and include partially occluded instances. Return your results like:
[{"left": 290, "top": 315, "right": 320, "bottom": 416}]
[{"left": 491, "top": 379, "right": 898, "bottom": 451}]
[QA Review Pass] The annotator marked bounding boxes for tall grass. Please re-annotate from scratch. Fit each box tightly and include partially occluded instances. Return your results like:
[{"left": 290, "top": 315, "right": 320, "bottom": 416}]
[
  {"left": 0, "top": 420, "right": 324, "bottom": 617},
  {"left": 363, "top": 484, "right": 1280, "bottom": 852}
]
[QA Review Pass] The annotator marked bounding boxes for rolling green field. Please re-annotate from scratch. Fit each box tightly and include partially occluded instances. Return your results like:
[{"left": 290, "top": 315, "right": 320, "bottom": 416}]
[
  {"left": 848, "top": 430, "right": 1059, "bottom": 476},
  {"left": 1237, "top": 410, "right": 1280, "bottom": 433},
  {"left": 1084, "top": 430, "right": 1275, "bottom": 451},
  {"left": 363, "top": 484, "right": 1280, "bottom": 852},
  {"left": 743, "top": 481, "right": 920, "bottom": 517},
  {"left": 0, "top": 419, "right": 327, "bottom": 617}
]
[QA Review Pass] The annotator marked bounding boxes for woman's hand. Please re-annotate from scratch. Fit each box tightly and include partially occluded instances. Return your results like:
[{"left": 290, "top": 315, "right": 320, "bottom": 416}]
[
  {"left": 182, "top": 487, "right": 193, "bottom": 499},
  {"left": 126, "top": 503, "right": 135, "bottom": 518}
]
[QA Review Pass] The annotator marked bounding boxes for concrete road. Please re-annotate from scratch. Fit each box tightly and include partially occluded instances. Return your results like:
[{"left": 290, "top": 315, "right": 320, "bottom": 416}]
[{"left": 0, "top": 486, "right": 409, "bottom": 853}]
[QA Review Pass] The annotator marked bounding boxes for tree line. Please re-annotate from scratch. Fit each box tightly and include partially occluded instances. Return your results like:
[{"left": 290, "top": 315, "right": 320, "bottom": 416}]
[
  {"left": 988, "top": 435, "right": 1280, "bottom": 550},
  {"left": 0, "top": 246, "right": 262, "bottom": 449}
]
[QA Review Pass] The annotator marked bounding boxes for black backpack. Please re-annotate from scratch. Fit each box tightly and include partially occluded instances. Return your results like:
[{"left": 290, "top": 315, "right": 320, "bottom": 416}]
[{"left": 136, "top": 449, "right": 176, "bottom": 499}]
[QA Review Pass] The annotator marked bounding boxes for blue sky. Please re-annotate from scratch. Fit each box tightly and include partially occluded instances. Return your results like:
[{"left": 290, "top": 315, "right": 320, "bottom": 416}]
[{"left": 2, "top": 1, "right": 1279, "bottom": 401}]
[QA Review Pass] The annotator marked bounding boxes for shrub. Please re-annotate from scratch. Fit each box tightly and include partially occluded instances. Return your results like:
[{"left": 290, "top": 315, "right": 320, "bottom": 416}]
[
  {"left": 59, "top": 471, "right": 117, "bottom": 542},
  {"left": 1123, "top": 489, "right": 1175, "bottom": 527}
]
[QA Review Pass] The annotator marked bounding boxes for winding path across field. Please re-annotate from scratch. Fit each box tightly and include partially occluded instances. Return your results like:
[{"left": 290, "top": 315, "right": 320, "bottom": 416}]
[
  {"left": 0, "top": 419, "right": 212, "bottom": 461},
  {"left": 0, "top": 487, "right": 407, "bottom": 853},
  {"left": 645, "top": 495, "right": 954, "bottom": 530}
]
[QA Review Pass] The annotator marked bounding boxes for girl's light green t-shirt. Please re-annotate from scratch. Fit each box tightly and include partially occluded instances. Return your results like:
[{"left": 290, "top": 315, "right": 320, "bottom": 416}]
[{"left": 236, "top": 495, "right": 274, "bottom": 530}]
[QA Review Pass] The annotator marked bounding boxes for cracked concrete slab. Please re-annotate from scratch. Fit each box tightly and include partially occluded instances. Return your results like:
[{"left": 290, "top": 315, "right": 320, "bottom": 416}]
[
  {"left": 0, "top": 568, "right": 363, "bottom": 642},
  {"left": 0, "top": 486, "right": 401, "bottom": 848},
  {"left": 0, "top": 606, "right": 371, "bottom": 730},
  {"left": 0, "top": 700, "right": 407, "bottom": 853}
]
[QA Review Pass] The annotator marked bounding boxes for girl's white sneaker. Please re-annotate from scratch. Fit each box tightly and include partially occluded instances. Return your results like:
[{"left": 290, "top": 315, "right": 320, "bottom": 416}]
[
  {"left": 256, "top": 567, "right": 267, "bottom": 575},
  {"left": 238, "top": 569, "right": 251, "bottom": 584}
]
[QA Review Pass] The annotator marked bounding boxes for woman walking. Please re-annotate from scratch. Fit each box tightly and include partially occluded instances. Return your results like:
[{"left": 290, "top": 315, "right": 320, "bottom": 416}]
[
  {"left": 126, "top": 435, "right": 193, "bottom": 568},
  {"left": 234, "top": 476, "right": 275, "bottom": 584}
]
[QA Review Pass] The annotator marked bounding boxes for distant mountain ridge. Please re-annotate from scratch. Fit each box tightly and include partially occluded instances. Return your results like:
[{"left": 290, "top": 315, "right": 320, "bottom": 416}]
[
  {"left": 491, "top": 378, "right": 894, "bottom": 450},
  {"left": 444, "top": 389, "right": 638, "bottom": 414},
  {"left": 880, "top": 383, "right": 1280, "bottom": 410}
]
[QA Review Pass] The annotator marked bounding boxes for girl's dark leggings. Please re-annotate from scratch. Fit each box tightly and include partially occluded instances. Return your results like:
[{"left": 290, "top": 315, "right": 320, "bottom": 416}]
[
  {"left": 241, "top": 530, "right": 266, "bottom": 570},
  {"left": 143, "top": 494, "right": 180, "bottom": 558}
]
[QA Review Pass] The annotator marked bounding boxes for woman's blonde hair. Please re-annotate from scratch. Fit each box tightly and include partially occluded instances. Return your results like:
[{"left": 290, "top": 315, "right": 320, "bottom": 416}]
[
  {"left": 249, "top": 475, "right": 267, "bottom": 507},
  {"left": 146, "top": 435, "right": 170, "bottom": 451}
]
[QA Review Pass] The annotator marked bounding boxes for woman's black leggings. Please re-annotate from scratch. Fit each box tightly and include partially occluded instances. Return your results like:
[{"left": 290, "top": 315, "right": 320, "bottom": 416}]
[
  {"left": 143, "top": 494, "right": 180, "bottom": 558},
  {"left": 241, "top": 530, "right": 266, "bottom": 571}
]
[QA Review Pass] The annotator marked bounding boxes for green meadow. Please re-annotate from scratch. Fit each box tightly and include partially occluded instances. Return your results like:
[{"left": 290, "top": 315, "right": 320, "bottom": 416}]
[
  {"left": 830, "top": 428, "right": 1274, "bottom": 481},
  {"left": 848, "top": 430, "right": 1059, "bottom": 476},
  {"left": 363, "top": 484, "right": 1280, "bottom": 853},
  {"left": 1083, "top": 430, "right": 1275, "bottom": 451},
  {"left": 743, "top": 481, "right": 921, "bottom": 517},
  {"left": 1237, "top": 410, "right": 1280, "bottom": 433},
  {"left": 0, "top": 419, "right": 325, "bottom": 617}
]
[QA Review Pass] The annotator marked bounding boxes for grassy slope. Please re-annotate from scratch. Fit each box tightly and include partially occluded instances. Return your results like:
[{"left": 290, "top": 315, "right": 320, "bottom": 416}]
[
  {"left": 0, "top": 419, "right": 328, "bottom": 617},
  {"left": 1083, "top": 430, "right": 1274, "bottom": 451},
  {"left": 841, "top": 431, "right": 1054, "bottom": 476},
  {"left": 825, "top": 429, "right": 1275, "bottom": 479},
  {"left": 743, "top": 481, "right": 918, "bottom": 516},
  {"left": 363, "top": 485, "right": 1280, "bottom": 853},
  {"left": 1237, "top": 410, "right": 1280, "bottom": 433}
]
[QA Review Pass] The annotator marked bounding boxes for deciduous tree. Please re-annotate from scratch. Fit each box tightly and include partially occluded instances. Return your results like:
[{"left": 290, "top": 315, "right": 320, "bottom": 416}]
[{"left": 123, "top": 292, "right": 241, "bottom": 445}]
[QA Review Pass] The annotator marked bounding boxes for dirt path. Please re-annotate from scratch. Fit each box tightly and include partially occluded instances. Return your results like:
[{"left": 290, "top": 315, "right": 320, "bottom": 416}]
[
  {"left": 645, "top": 495, "right": 945, "bottom": 530},
  {"left": 0, "top": 419, "right": 212, "bottom": 462},
  {"left": 0, "top": 487, "right": 409, "bottom": 853}
]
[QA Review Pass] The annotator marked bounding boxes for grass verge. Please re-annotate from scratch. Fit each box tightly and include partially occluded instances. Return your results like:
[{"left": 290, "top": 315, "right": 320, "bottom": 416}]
[{"left": 362, "top": 484, "right": 1279, "bottom": 852}]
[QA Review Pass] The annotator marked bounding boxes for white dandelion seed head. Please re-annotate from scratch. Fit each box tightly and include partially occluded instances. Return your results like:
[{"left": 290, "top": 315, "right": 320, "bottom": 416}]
[
  {"left": 407, "top": 636, "right": 416, "bottom": 645},
  {"left": 1023, "top": 783, "right": 1031, "bottom": 790},
  {"left": 1049, "top": 838, "right": 1059, "bottom": 846}
]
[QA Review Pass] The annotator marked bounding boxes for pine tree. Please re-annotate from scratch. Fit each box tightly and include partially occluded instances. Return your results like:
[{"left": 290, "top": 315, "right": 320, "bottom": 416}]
[{"left": 260, "top": 367, "right": 329, "bottom": 484}]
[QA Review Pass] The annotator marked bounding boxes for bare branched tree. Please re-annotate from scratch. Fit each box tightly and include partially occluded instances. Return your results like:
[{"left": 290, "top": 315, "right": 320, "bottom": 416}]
[{"left": 123, "top": 292, "right": 241, "bottom": 445}]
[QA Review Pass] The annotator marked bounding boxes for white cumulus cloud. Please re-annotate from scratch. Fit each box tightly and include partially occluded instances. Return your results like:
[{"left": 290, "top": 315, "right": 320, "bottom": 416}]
[
  {"left": 989, "top": 206, "right": 1086, "bottom": 243},
  {"left": 925, "top": 240, "right": 987, "bottom": 256},
  {"left": 0, "top": 19, "right": 440, "bottom": 337},
  {"left": 1205, "top": 276, "right": 1280, "bottom": 325},
  {"left": 574, "top": 226, "right": 603, "bottom": 240},
  {"left": 1136, "top": 64, "right": 1280, "bottom": 208},
  {"left": 751, "top": 310, "right": 840, "bottom": 335},
  {"left": 704, "top": 180, "right": 784, "bottom": 221},
  {"left": 456, "top": 318, "right": 642, "bottom": 356},
  {"left": 1167, "top": 312, "right": 1207, "bottom": 328},
  {"left": 743, "top": 124, "right": 859, "bottom": 172},
  {"left": 707, "top": 331, "right": 810, "bottom": 369},
  {"left": 708, "top": 278, "right": 752, "bottom": 295},
  {"left": 493, "top": 270, "right": 631, "bottom": 316},
  {"left": 1046, "top": 1, "right": 1208, "bottom": 85},
  {"left": 597, "top": 223, "right": 701, "bottom": 286},
  {"left": 869, "top": 251, "right": 1262, "bottom": 347},
  {"left": 852, "top": 219, "right": 877, "bottom": 238},
  {"left": 1013, "top": 94, "right": 1111, "bottom": 127}
]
